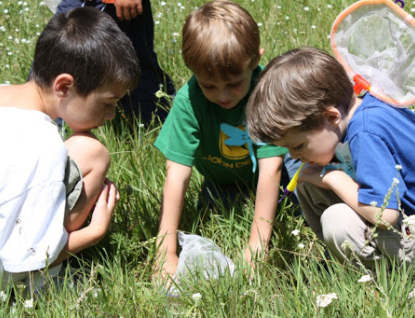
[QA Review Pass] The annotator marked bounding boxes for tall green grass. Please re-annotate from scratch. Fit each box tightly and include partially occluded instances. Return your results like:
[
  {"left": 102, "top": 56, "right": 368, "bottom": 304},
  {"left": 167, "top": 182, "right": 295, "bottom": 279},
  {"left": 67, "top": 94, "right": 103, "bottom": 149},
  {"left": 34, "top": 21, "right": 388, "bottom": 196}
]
[{"left": 1, "top": 0, "right": 415, "bottom": 317}]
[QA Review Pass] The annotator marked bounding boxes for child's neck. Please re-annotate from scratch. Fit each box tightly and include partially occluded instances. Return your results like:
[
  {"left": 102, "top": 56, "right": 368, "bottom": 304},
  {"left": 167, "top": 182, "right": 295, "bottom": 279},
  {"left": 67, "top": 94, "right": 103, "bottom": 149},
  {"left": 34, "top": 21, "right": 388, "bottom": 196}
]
[
  {"left": 344, "top": 94, "right": 362, "bottom": 124},
  {"left": 0, "top": 82, "right": 53, "bottom": 117}
]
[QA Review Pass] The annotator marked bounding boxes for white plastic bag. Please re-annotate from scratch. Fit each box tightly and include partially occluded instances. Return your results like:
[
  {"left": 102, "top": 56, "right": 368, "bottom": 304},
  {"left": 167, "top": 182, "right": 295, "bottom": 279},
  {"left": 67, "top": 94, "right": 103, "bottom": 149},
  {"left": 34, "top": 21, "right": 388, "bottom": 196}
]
[
  {"left": 167, "top": 233, "right": 235, "bottom": 297},
  {"left": 174, "top": 232, "right": 235, "bottom": 281}
]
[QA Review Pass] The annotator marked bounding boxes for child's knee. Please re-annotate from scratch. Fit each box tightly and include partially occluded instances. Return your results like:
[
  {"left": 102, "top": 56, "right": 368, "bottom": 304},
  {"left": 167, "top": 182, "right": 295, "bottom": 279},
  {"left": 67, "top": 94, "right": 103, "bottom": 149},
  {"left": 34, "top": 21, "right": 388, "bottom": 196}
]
[
  {"left": 65, "top": 132, "right": 111, "bottom": 177},
  {"left": 321, "top": 204, "right": 356, "bottom": 247}
]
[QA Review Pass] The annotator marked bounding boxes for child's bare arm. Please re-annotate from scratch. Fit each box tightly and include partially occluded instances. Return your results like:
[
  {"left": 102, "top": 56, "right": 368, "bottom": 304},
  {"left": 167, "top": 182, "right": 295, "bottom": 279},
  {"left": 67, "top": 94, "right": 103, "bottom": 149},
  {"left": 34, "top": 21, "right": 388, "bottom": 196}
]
[
  {"left": 51, "top": 179, "right": 119, "bottom": 266},
  {"left": 299, "top": 166, "right": 400, "bottom": 228},
  {"left": 244, "top": 156, "right": 283, "bottom": 265},
  {"left": 155, "top": 160, "right": 192, "bottom": 279}
]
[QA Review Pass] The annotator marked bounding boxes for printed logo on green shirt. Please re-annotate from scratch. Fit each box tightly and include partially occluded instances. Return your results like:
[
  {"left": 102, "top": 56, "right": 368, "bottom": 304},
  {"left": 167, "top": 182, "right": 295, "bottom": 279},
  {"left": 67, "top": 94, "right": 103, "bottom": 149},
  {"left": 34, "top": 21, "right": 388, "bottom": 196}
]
[{"left": 219, "top": 124, "right": 250, "bottom": 160}]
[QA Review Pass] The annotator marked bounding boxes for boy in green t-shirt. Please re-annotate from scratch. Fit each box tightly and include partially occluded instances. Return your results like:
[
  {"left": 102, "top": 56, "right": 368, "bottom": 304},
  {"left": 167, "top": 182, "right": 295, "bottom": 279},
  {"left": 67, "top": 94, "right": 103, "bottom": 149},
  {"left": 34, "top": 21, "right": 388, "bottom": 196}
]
[{"left": 154, "top": 0, "right": 299, "bottom": 279}]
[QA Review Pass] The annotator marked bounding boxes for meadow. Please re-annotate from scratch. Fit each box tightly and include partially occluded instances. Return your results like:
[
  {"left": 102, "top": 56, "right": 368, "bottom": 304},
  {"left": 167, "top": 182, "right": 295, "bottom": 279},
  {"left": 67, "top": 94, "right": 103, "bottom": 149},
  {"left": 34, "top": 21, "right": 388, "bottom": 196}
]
[{"left": 1, "top": 0, "right": 415, "bottom": 317}]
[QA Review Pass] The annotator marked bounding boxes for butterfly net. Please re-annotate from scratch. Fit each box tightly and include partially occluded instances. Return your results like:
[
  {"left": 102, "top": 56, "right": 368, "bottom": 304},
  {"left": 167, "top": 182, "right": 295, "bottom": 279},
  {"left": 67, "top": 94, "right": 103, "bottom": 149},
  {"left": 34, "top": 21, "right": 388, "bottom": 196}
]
[{"left": 331, "top": 0, "right": 415, "bottom": 107}]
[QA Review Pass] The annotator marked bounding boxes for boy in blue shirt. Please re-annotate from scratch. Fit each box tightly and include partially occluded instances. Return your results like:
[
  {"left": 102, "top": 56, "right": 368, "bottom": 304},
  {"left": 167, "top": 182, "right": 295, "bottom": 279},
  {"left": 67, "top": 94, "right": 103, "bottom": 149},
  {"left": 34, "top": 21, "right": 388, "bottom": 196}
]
[
  {"left": 154, "top": 1, "right": 300, "bottom": 279},
  {"left": 246, "top": 47, "right": 415, "bottom": 269}
]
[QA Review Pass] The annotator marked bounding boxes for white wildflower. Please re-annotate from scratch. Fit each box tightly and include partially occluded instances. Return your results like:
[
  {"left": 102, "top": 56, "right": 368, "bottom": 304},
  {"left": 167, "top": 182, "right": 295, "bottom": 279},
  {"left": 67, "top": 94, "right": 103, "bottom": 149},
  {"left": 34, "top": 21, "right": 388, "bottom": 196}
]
[
  {"left": 3, "top": 9, "right": 9, "bottom": 14},
  {"left": 298, "top": 243, "right": 305, "bottom": 249},
  {"left": 285, "top": 16, "right": 289, "bottom": 20},
  {"left": 311, "top": 25, "right": 317, "bottom": 29},
  {"left": 24, "top": 298, "right": 34, "bottom": 308},
  {"left": 93, "top": 288, "right": 100, "bottom": 298},
  {"left": 371, "top": 201, "right": 378, "bottom": 207},
  {"left": 316, "top": 293, "right": 337, "bottom": 308},
  {"left": 160, "top": 1, "right": 166, "bottom": 5},
  {"left": 358, "top": 275, "right": 371, "bottom": 283},
  {"left": 291, "top": 229, "right": 300, "bottom": 236},
  {"left": 396, "top": 164, "right": 402, "bottom": 170},
  {"left": 411, "top": 8, "right": 415, "bottom": 12},
  {"left": 327, "top": 4, "right": 333, "bottom": 8},
  {"left": 257, "top": 22, "right": 263, "bottom": 27},
  {"left": 403, "top": 215, "right": 415, "bottom": 226},
  {"left": 0, "top": 291, "right": 7, "bottom": 302},
  {"left": 303, "top": 6, "right": 309, "bottom": 11},
  {"left": 392, "top": 178, "right": 400, "bottom": 186},
  {"left": 408, "top": 288, "right": 415, "bottom": 299},
  {"left": 192, "top": 293, "right": 202, "bottom": 302}
]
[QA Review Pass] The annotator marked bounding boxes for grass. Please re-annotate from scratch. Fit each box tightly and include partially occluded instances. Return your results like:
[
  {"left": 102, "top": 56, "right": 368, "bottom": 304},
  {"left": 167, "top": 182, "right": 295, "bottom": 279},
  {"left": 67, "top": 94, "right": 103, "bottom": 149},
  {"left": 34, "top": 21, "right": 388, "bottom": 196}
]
[{"left": 1, "top": 0, "right": 415, "bottom": 317}]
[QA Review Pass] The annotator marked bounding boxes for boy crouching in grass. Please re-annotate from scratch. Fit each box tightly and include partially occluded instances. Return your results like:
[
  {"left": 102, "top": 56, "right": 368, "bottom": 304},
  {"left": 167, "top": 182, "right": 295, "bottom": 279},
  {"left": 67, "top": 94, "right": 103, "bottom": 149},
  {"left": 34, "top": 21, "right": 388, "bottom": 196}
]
[
  {"left": 0, "top": 7, "right": 140, "bottom": 292},
  {"left": 154, "top": 0, "right": 301, "bottom": 280},
  {"left": 246, "top": 47, "right": 415, "bottom": 269}
]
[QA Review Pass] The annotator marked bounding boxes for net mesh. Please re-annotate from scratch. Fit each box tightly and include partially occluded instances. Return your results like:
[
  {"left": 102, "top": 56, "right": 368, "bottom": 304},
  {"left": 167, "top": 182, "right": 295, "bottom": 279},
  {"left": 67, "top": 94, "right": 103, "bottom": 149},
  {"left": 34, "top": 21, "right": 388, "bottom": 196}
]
[{"left": 331, "top": 0, "right": 415, "bottom": 107}]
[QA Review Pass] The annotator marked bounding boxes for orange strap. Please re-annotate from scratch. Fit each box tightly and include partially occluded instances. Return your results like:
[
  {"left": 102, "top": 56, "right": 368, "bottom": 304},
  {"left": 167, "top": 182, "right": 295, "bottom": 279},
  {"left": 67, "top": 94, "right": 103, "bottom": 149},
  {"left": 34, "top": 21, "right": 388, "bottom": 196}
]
[{"left": 102, "top": 0, "right": 115, "bottom": 3}]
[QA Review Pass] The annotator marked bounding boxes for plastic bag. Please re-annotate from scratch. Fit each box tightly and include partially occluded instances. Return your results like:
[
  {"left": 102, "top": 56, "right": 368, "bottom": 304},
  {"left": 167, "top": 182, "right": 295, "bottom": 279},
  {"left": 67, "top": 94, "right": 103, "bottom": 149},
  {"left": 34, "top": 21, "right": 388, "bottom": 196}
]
[
  {"left": 166, "top": 233, "right": 235, "bottom": 297},
  {"left": 173, "top": 232, "right": 235, "bottom": 281}
]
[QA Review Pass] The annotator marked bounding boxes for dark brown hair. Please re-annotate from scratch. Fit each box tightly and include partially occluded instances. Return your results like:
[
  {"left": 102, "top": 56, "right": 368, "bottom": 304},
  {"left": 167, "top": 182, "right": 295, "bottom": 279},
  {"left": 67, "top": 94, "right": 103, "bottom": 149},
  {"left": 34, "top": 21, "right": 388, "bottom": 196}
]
[
  {"left": 31, "top": 7, "right": 140, "bottom": 96},
  {"left": 246, "top": 47, "right": 354, "bottom": 143}
]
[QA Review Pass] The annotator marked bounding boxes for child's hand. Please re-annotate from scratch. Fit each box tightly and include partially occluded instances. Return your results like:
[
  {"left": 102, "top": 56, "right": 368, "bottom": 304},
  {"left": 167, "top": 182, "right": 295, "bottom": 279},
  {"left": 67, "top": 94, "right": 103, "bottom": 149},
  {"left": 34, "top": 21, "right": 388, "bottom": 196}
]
[
  {"left": 243, "top": 243, "right": 268, "bottom": 277},
  {"left": 153, "top": 253, "right": 178, "bottom": 286},
  {"left": 152, "top": 253, "right": 178, "bottom": 291},
  {"left": 114, "top": 0, "right": 143, "bottom": 21},
  {"left": 89, "top": 179, "right": 119, "bottom": 239}
]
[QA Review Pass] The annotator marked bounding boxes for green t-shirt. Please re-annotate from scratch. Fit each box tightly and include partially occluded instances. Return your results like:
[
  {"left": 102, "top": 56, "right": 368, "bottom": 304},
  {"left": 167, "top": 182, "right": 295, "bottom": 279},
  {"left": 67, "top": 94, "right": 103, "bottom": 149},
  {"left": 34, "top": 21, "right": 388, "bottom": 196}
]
[{"left": 154, "top": 66, "right": 288, "bottom": 185}]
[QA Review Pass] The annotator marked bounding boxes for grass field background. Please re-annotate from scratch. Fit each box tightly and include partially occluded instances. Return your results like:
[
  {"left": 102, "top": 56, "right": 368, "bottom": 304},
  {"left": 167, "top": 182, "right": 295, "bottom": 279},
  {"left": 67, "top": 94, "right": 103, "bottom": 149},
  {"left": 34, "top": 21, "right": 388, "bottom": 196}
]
[{"left": 1, "top": 0, "right": 415, "bottom": 317}]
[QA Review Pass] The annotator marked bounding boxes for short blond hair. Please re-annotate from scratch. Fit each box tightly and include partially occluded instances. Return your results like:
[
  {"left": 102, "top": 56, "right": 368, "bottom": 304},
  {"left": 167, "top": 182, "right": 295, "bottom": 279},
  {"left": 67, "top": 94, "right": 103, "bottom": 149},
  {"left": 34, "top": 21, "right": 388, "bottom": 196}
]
[
  {"left": 182, "top": 1, "right": 259, "bottom": 79},
  {"left": 246, "top": 47, "right": 354, "bottom": 143}
]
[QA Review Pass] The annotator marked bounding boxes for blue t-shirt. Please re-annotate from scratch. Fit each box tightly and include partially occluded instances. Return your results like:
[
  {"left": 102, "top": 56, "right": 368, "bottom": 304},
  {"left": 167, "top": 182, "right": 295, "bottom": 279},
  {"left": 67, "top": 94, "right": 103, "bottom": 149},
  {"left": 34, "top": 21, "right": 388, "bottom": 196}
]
[{"left": 345, "top": 93, "right": 415, "bottom": 215}]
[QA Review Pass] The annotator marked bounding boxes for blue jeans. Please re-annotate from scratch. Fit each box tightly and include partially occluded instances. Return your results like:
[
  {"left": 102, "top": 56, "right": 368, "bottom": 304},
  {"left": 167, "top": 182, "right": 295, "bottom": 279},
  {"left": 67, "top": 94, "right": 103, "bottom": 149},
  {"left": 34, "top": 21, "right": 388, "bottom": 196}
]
[{"left": 56, "top": 0, "right": 175, "bottom": 124}]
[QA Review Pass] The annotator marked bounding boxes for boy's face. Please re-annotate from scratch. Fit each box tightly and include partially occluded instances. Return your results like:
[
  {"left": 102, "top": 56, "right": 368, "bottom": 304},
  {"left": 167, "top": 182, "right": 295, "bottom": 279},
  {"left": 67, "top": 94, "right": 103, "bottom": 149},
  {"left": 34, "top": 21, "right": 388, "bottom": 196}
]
[
  {"left": 61, "top": 82, "right": 127, "bottom": 132},
  {"left": 195, "top": 65, "right": 254, "bottom": 110},
  {"left": 275, "top": 124, "right": 339, "bottom": 166}
]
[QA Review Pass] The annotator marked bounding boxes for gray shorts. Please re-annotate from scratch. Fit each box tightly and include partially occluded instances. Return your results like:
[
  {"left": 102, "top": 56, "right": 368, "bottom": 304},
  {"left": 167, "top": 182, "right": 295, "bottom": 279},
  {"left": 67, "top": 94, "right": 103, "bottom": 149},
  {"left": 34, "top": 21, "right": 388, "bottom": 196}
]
[{"left": 64, "top": 156, "right": 83, "bottom": 215}]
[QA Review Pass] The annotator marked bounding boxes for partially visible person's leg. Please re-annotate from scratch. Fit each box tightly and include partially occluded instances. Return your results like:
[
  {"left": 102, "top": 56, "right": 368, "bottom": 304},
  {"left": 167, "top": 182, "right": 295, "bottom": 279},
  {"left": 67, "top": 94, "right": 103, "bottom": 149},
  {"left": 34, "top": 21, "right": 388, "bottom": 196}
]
[
  {"left": 104, "top": 0, "right": 175, "bottom": 123},
  {"left": 298, "top": 181, "right": 415, "bottom": 269},
  {"left": 64, "top": 132, "right": 111, "bottom": 232},
  {"left": 297, "top": 181, "right": 342, "bottom": 240}
]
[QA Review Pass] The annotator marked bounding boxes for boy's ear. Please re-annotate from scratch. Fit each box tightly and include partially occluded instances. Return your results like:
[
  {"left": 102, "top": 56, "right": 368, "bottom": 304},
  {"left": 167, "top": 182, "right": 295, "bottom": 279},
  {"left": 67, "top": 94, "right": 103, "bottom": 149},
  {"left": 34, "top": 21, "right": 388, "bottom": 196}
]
[
  {"left": 53, "top": 74, "right": 75, "bottom": 98},
  {"left": 252, "top": 48, "right": 265, "bottom": 69},
  {"left": 322, "top": 107, "right": 342, "bottom": 126}
]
